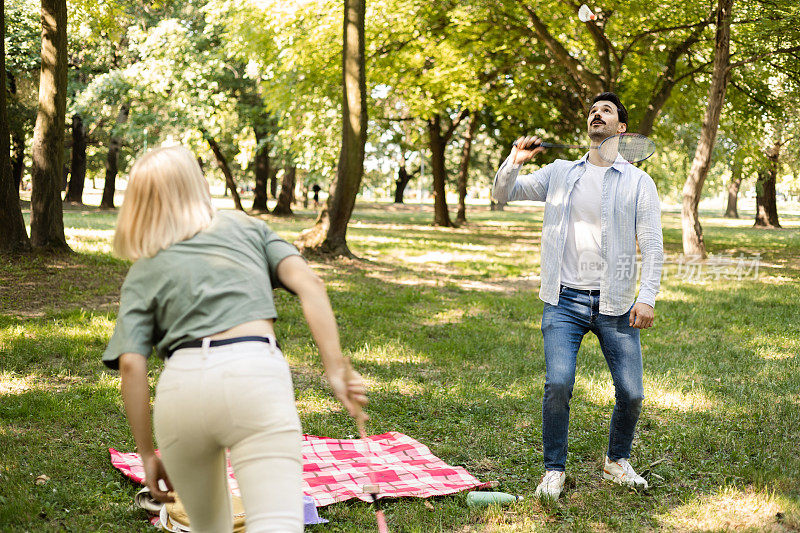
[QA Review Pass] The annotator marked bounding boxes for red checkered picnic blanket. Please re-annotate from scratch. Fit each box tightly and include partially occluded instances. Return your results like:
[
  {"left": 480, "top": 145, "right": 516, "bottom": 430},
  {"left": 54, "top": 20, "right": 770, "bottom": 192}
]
[{"left": 110, "top": 431, "right": 482, "bottom": 507}]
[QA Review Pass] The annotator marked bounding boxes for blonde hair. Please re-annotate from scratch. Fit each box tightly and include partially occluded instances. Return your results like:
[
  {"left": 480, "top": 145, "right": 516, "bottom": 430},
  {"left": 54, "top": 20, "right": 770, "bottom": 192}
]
[{"left": 114, "top": 146, "right": 215, "bottom": 261}]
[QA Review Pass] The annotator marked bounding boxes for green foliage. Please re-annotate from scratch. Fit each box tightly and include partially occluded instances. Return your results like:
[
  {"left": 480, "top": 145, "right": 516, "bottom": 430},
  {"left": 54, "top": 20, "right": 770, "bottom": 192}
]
[
  {"left": 6, "top": 0, "right": 799, "bottom": 202},
  {"left": 207, "top": 0, "right": 344, "bottom": 179},
  {"left": 5, "top": 0, "right": 40, "bottom": 140}
]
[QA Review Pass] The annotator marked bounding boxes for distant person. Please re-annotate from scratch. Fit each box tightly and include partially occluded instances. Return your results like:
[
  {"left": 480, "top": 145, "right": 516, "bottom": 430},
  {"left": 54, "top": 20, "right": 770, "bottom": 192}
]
[
  {"left": 103, "top": 146, "right": 367, "bottom": 532},
  {"left": 492, "top": 92, "right": 663, "bottom": 500},
  {"left": 312, "top": 183, "right": 321, "bottom": 208}
]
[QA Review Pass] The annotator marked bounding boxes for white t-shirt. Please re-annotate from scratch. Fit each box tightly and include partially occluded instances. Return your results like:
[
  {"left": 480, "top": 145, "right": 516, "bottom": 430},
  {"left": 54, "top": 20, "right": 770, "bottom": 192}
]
[{"left": 560, "top": 161, "right": 607, "bottom": 290}]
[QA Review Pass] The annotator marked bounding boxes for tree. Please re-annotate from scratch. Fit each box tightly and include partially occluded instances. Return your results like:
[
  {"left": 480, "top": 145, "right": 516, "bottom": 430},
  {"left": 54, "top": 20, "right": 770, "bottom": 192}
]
[
  {"left": 204, "top": 131, "right": 244, "bottom": 211},
  {"left": 251, "top": 124, "right": 271, "bottom": 213},
  {"left": 393, "top": 159, "right": 418, "bottom": 204},
  {"left": 754, "top": 128, "right": 786, "bottom": 228},
  {"left": 65, "top": 114, "right": 87, "bottom": 204},
  {"left": 1, "top": 2, "right": 32, "bottom": 253},
  {"left": 680, "top": 0, "right": 800, "bottom": 254},
  {"left": 6, "top": 0, "right": 40, "bottom": 194},
  {"left": 681, "top": 0, "right": 732, "bottom": 258},
  {"left": 296, "top": 0, "right": 367, "bottom": 257},
  {"left": 724, "top": 155, "right": 743, "bottom": 218},
  {"left": 427, "top": 111, "right": 468, "bottom": 227},
  {"left": 99, "top": 103, "right": 128, "bottom": 209},
  {"left": 491, "top": 0, "right": 714, "bottom": 135},
  {"left": 456, "top": 112, "right": 479, "bottom": 226},
  {"left": 272, "top": 165, "right": 296, "bottom": 216},
  {"left": 29, "top": 0, "right": 70, "bottom": 251}
]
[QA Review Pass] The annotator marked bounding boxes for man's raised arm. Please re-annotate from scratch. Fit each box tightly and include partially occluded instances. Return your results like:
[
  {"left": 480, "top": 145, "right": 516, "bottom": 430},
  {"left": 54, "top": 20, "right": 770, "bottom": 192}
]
[{"left": 492, "top": 136, "right": 550, "bottom": 203}]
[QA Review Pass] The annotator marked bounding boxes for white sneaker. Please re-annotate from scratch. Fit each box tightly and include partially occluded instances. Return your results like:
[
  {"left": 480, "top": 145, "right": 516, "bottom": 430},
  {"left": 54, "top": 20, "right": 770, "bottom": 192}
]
[
  {"left": 534, "top": 470, "right": 566, "bottom": 500},
  {"left": 602, "top": 456, "right": 649, "bottom": 489}
]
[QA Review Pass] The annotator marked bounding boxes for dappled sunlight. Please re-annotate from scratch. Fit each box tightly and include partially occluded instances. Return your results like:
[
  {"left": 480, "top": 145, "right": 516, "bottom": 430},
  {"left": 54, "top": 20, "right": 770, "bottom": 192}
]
[
  {"left": 421, "top": 307, "right": 465, "bottom": 326},
  {"left": 377, "top": 377, "right": 425, "bottom": 397},
  {"left": 1, "top": 315, "right": 115, "bottom": 342},
  {"left": 0, "top": 372, "right": 118, "bottom": 395},
  {"left": 0, "top": 373, "right": 34, "bottom": 395},
  {"left": 65, "top": 228, "right": 115, "bottom": 254},
  {"left": 295, "top": 391, "right": 340, "bottom": 417},
  {"left": 657, "top": 486, "right": 799, "bottom": 531},
  {"left": 577, "top": 376, "right": 718, "bottom": 413},
  {"left": 364, "top": 266, "right": 539, "bottom": 293},
  {"left": 758, "top": 273, "right": 800, "bottom": 284},
  {"left": 442, "top": 378, "right": 537, "bottom": 403},
  {"left": 348, "top": 234, "right": 408, "bottom": 246},
  {"left": 401, "top": 251, "right": 488, "bottom": 264},
  {"left": 349, "top": 342, "right": 428, "bottom": 365},
  {"left": 758, "top": 349, "right": 796, "bottom": 361},
  {"left": 748, "top": 332, "right": 799, "bottom": 360},
  {"left": 646, "top": 386, "right": 717, "bottom": 413}
]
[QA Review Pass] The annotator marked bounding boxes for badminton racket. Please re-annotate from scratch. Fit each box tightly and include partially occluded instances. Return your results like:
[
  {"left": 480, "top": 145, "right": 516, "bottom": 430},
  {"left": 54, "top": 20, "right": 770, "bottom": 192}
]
[
  {"left": 513, "top": 133, "right": 655, "bottom": 164},
  {"left": 344, "top": 359, "right": 390, "bottom": 533}
]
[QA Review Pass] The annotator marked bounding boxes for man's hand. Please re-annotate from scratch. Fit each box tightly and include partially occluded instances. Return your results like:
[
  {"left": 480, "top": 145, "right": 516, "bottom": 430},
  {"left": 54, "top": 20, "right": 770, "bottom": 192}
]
[
  {"left": 512, "top": 136, "right": 546, "bottom": 165},
  {"left": 629, "top": 303, "right": 655, "bottom": 329}
]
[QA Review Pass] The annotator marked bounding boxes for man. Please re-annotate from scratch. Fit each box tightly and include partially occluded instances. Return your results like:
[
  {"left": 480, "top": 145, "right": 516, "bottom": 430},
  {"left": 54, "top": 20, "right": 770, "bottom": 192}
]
[
  {"left": 492, "top": 92, "right": 663, "bottom": 500},
  {"left": 312, "top": 183, "right": 322, "bottom": 208}
]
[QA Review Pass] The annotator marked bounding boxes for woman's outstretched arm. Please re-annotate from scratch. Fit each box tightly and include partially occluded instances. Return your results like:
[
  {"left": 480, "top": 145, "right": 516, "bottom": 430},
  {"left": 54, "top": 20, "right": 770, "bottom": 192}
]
[
  {"left": 119, "top": 352, "right": 174, "bottom": 502},
  {"left": 276, "top": 256, "right": 368, "bottom": 419}
]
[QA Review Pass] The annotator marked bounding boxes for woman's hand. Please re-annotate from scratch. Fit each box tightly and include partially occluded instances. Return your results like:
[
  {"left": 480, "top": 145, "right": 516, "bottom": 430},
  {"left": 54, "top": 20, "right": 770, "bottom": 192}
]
[
  {"left": 277, "top": 256, "right": 370, "bottom": 422},
  {"left": 329, "top": 364, "right": 369, "bottom": 422},
  {"left": 142, "top": 453, "right": 175, "bottom": 503},
  {"left": 119, "top": 353, "right": 175, "bottom": 503}
]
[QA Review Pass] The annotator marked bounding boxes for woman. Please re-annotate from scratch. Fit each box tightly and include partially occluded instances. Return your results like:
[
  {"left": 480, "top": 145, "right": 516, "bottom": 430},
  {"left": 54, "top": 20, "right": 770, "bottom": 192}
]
[{"left": 103, "top": 146, "right": 367, "bottom": 532}]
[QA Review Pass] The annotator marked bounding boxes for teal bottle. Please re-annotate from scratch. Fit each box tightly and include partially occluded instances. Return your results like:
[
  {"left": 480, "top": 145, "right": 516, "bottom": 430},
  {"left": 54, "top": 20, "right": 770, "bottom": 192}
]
[{"left": 466, "top": 491, "right": 522, "bottom": 507}]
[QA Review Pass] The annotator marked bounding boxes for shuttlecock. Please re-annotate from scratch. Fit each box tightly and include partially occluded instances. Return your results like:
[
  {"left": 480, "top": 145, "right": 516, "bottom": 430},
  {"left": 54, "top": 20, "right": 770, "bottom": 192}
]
[{"left": 578, "top": 4, "right": 596, "bottom": 22}]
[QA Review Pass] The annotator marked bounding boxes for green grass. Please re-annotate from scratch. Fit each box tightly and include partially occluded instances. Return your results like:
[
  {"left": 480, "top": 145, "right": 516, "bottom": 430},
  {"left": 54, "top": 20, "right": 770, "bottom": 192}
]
[{"left": 1, "top": 201, "right": 799, "bottom": 532}]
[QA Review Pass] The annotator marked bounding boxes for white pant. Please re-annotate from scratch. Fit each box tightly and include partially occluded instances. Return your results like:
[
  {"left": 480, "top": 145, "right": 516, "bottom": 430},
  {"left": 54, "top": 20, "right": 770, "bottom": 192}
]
[{"left": 153, "top": 340, "right": 303, "bottom": 532}]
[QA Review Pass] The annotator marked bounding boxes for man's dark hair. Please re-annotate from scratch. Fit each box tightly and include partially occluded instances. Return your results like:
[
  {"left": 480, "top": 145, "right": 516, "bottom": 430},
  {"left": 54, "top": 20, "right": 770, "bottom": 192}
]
[{"left": 591, "top": 92, "right": 628, "bottom": 125}]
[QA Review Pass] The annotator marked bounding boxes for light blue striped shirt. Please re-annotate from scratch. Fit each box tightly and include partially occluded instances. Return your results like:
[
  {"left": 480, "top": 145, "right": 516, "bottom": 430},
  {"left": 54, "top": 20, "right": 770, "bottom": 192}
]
[{"left": 492, "top": 153, "right": 663, "bottom": 315}]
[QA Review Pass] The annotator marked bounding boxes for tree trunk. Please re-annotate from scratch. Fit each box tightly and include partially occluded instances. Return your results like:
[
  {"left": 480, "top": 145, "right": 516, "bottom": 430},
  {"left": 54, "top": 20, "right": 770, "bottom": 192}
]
[
  {"left": 272, "top": 165, "right": 296, "bottom": 216},
  {"left": 251, "top": 126, "right": 270, "bottom": 213},
  {"left": 269, "top": 167, "right": 278, "bottom": 198},
  {"left": 205, "top": 133, "right": 244, "bottom": 211},
  {"left": 455, "top": 113, "right": 479, "bottom": 226},
  {"left": 681, "top": 0, "right": 732, "bottom": 258},
  {"left": 0, "top": 4, "right": 31, "bottom": 253},
  {"left": 295, "top": 0, "right": 366, "bottom": 257},
  {"left": 65, "top": 114, "right": 86, "bottom": 204},
  {"left": 29, "top": 0, "right": 69, "bottom": 251},
  {"left": 12, "top": 131, "right": 25, "bottom": 191},
  {"left": 428, "top": 115, "right": 454, "bottom": 227},
  {"left": 724, "top": 157, "right": 742, "bottom": 218},
  {"left": 100, "top": 104, "right": 129, "bottom": 209},
  {"left": 754, "top": 139, "right": 781, "bottom": 227},
  {"left": 393, "top": 163, "right": 414, "bottom": 204}
]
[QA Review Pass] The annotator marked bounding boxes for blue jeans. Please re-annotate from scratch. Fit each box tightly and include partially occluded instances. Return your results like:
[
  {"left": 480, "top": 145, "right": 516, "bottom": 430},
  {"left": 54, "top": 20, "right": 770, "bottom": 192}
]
[{"left": 540, "top": 286, "right": 644, "bottom": 471}]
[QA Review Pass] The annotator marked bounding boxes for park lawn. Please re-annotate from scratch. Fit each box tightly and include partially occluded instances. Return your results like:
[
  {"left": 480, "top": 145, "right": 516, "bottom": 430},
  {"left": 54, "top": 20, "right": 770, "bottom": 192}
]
[{"left": 1, "top": 201, "right": 799, "bottom": 532}]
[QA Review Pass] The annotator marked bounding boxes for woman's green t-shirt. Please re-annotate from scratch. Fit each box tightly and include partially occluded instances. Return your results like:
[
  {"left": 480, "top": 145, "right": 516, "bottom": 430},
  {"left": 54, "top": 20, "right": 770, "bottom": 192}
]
[{"left": 102, "top": 210, "right": 300, "bottom": 369}]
